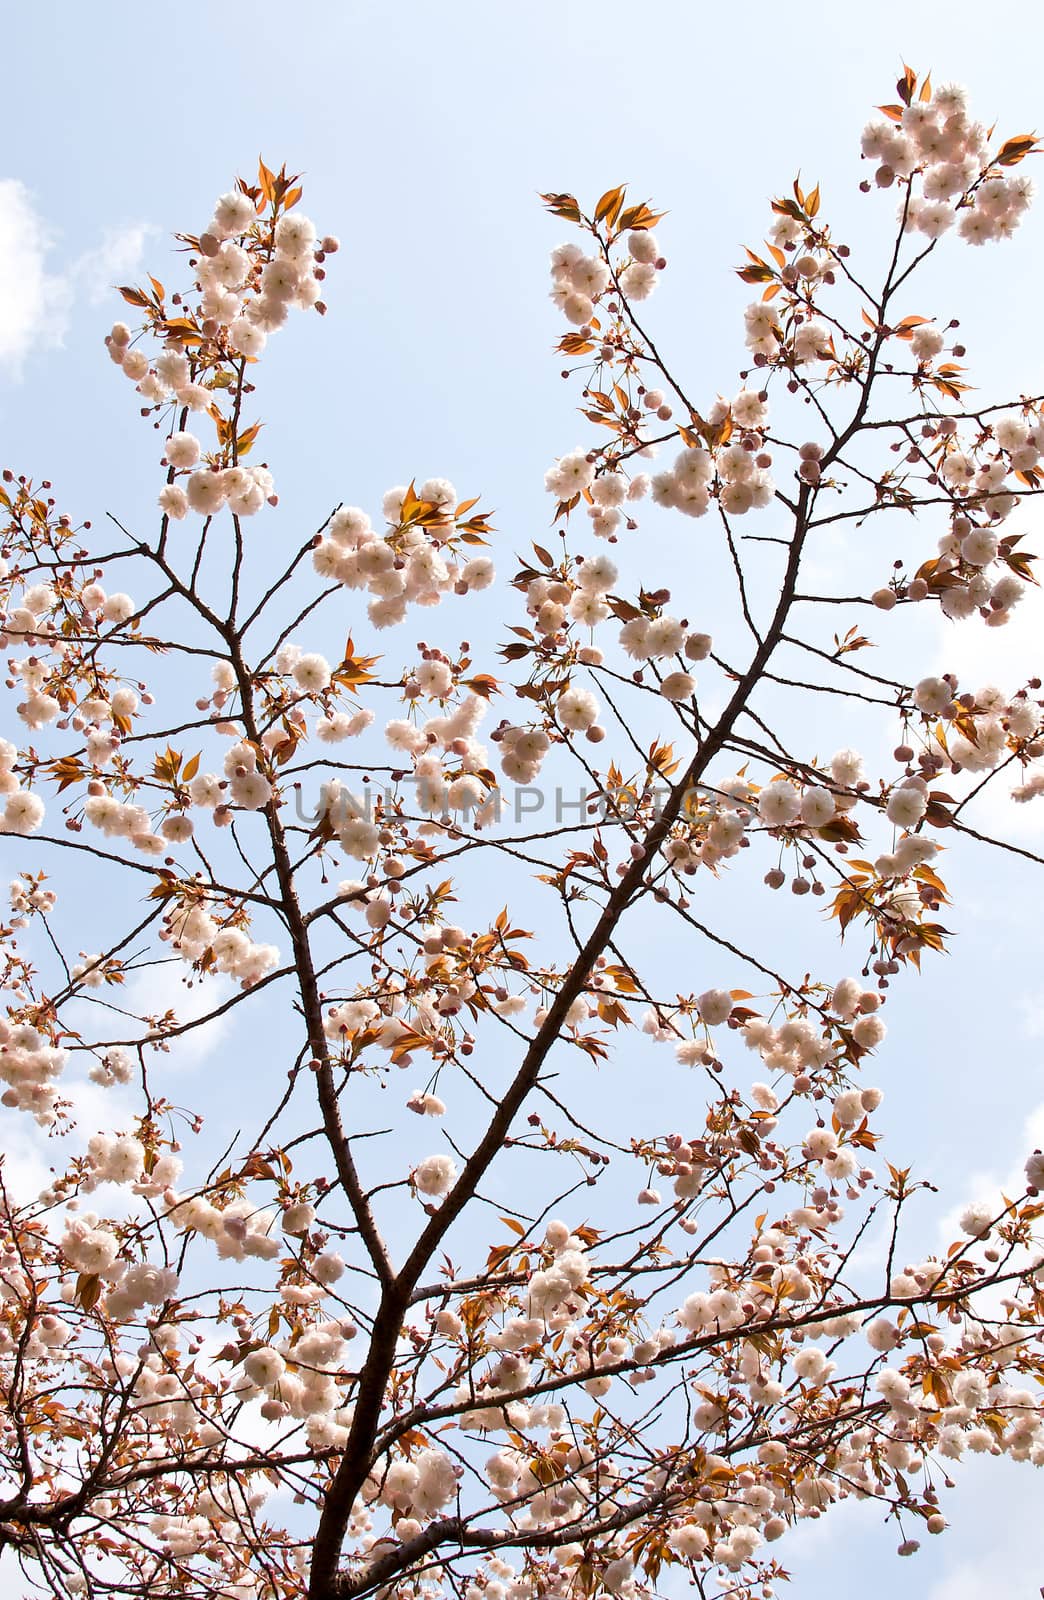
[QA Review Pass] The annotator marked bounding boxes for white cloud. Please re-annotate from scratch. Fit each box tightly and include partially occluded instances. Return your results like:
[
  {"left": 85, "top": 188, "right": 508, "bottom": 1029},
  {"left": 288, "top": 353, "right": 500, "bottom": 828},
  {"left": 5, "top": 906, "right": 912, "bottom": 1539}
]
[
  {"left": 934, "top": 583, "right": 1044, "bottom": 692},
  {"left": 67, "top": 961, "right": 235, "bottom": 1074},
  {"left": 0, "top": 1119, "right": 55, "bottom": 1205},
  {"left": 1020, "top": 992, "right": 1044, "bottom": 1040},
  {"left": 0, "top": 176, "right": 152, "bottom": 377},
  {"left": 780, "top": 1454, "right": 1042, "bottom": 1600},
  {"left": 0, "top": 967, "right": 235, "bottom": 1208},
  {"left": 926, "top": 1457, "right": 1044, "bottom": 1600},
  {"left": 0, "top": 178, "right": 69, "bottom": 373},
  {"left": 121, "top": 962, "right": 235, "bottom": 1070},
  {"left": 71, "top": 222, "right": 156, "bottom": 305},
  {"left": 928, "top": 496, "right": 1044, "bottom": 838},
  {"left": 780, "top": 1489, "right": 867, "bottom": 1561},
  {"left": 0, "top": 1079, "right": 138, "bottom": 1208},
  {"left": 936, "top": 1098, "right": 1044, "bottom": 1250}
]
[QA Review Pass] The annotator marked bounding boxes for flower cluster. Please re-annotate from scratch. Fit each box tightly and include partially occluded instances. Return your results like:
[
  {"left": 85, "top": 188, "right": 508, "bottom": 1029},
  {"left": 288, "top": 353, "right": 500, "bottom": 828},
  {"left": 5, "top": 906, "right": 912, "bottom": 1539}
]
[
  {"left": 907, "top": 674, "right": 1043, "bottom": 791},
  {"left": 237, "top": 1317, "right": 357, "bottom": 1443},
  {"left": 105, "top": 171, "right": 338, "bottom": 525},
  {"left": 167, "top": 1192, "right": 280, "bottom": 1263},
  {"left": 0, "top": 738, "right": 44, "bottom": 833},
  {"left": 0, "top": 1016, "right": 68, "bottom": 1123},
  {"left": 860, "top": 84, "right": 1034, "bottom": 243},
  {"left": 2, "top": 77, "right": 1044, "bottom": 1600},
  {"left": 8, "top": 873, "right": 55, "bottom": 921},
  {"left": 161, "top": 898, "right": 279, "bottom": 988},
  {"left": 311, "top": 486, "right": 495, "bottom": 631},
  {"left": 365, "top": 1446, "right": 461, "bottom": 1527},
  {"left": 549, "top": 227, "right": 662, "bottom": 336}
]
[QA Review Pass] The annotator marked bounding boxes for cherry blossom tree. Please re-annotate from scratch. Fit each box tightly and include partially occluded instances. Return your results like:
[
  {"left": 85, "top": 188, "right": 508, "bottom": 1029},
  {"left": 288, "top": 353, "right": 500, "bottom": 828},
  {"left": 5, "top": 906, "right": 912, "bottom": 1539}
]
[{"left": 3, "top": 65, "right": 1044, "bottom": 1600}]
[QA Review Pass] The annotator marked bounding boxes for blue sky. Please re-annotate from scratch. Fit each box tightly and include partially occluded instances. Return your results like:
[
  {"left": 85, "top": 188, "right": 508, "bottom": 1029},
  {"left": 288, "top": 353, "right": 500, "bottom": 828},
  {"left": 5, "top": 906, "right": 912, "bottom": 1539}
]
[{"left": 4, "top": 2, "right": 1044, "bottom": 1595}]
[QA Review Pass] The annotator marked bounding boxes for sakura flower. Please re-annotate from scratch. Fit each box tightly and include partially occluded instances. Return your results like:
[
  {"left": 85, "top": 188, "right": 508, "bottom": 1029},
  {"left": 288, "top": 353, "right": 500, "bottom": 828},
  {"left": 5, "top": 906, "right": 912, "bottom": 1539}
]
[{"left": 415, "top": 1153, "right": 457, "bottom": 1198}]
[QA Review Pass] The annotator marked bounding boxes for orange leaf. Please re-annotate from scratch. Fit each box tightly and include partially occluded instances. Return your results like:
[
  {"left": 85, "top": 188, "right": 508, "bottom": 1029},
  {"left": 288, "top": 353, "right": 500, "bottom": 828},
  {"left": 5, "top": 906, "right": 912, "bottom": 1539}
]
[
  {"left": 461, "top": 674, "right": 500, "bottom": 699},
  {"left": 540, "top": 191, "right": 581, "bottom": 222},
  {"left": 595, "top": 184, "right": 627, "bottom": 227},
  {"left": 996, "top": 134, "right": 1040, "bottom": 167},
  {"left": 75, "top": 1273, "right": 102, "bottom": 1312},
  {"left": 258, "top": 157, "right": 277, "bottom": 204},
  {"left": 897, "top": 63, "right": 917, "bottom": 107},
  {"left": 617, "top": 202, "right": 665, "bottom": 232}
]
